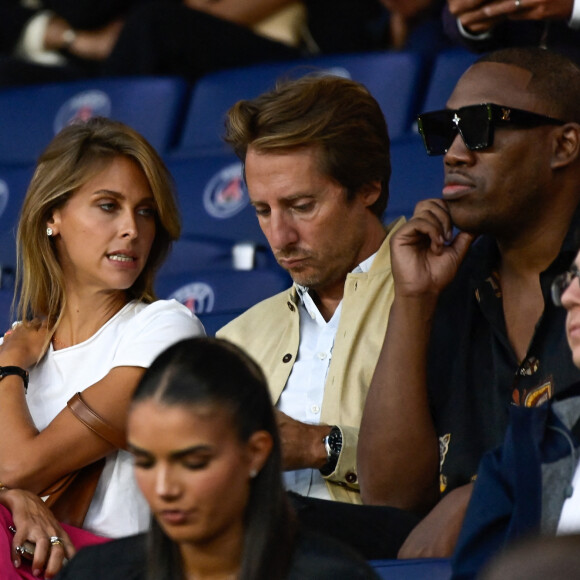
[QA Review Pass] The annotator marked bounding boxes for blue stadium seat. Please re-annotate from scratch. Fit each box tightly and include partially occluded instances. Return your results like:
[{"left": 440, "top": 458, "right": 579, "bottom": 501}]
[
  {"left": 155, "top": 268, "right": 290, "bottom": 336},
  {"left": 167, "top": 155, "right": 266, "bottom": 245},
  {"left": 0, "top": 76, "right": 189, "bottom": 165},
  {"left": 371, "top": 558, "right": 452, "bottom": 580},
  {"left": 174, "top": 50, "right": 428, "bottom": 156},
  {"left": 386, "top": 135, "right": 443, "bottom": 222},
  {"left": 0, "top": 287, "right": 14, "bottom": 333},
  {"left": 420, "top": 48, "right": 478, "bottom": 113},
  {"left": 165, "top": 156, "right": 278, "bottom": 273},
  {"left": 0, "top": 164, "right": 35, "bottom": 269},
  {"left": 158, "top": 238, "right": 236, "bottom": 277}
]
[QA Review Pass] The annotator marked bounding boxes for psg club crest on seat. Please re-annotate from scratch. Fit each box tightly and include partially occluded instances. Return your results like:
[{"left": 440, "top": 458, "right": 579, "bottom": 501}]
[
  {"left": 169, "top": 282, "right": 215, "bottom": 315},
  {"left": 203, "top": 163, "right": 249, "bottom": 219},
  {"left": 53, "top": 90, "right": 112, "bottom": 134}
]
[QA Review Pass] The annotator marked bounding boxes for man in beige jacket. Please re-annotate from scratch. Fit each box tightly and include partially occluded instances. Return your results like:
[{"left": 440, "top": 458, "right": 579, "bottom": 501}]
[{"left": 217, "top": 75, "right": 417, "bottom": 558}]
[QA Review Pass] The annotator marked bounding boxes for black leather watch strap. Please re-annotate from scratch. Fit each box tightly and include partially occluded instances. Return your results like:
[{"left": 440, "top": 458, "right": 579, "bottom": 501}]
[{"left": 0, "top": 366, "right": 29, "bottom": 392}]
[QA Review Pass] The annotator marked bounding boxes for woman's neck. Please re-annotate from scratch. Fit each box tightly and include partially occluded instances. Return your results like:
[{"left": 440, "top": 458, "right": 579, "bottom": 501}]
[
  {"left": 179, "top": 523, "right": 244, "bottom": 580},
  {"left": 52, "top": 290, "right": 129, "bottom": 349}
]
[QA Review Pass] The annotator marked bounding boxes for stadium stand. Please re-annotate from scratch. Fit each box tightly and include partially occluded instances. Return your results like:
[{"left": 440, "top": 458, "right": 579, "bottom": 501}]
[
  {"left": 167, "top": 155, "right": 266, "bottom": 245},
  {"left": 155, "top": 267, "right": 290, "bottom": 336},
  {"left": 387, "top": 135, "right": 443, "bottom": 223},
  {"left": 0, "top": 287, "right": 13, "bottom": 334},
  {"left": 0, "top": 164, "right": 34, "bottom": 271},
  {"left": 173, "top": 50, "right": 428, "bottom": 156},
  {"left": 0, "top": 76, "right": 189, "bottom": 165},
  {"left": 419, "top": 47, "right": 478, "bottom": 112}
]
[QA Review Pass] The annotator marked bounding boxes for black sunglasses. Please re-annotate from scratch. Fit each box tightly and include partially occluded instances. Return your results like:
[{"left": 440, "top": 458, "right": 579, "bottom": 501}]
[
  {"left": 417, "top": 103, "right": 566, "bottom": 156},
  {"left": 552, "top": 264, "right": 580, "bottom": 307}
]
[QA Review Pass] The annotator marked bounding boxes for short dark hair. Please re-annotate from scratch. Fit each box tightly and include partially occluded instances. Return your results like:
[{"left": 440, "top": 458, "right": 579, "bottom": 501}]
[
  {"left": 224, "top": 74, "right": 391, "bottom": 218},
  {"left": 476, "top": 47, "right": 580, "bottom": 123}
]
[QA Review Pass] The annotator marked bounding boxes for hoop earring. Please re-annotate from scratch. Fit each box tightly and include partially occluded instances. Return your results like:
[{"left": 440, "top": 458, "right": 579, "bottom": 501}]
[{"left": 46, "top": 227, "right": 53, "bottom": 236}]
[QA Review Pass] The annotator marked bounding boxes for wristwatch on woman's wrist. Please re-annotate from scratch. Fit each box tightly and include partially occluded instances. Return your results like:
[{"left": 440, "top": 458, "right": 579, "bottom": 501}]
[
  {"left": 0, "top": 366, "right": 29, "bottom": 392},
  {"left": 320, "top": 425, "right": 342, "bottom": 476}
]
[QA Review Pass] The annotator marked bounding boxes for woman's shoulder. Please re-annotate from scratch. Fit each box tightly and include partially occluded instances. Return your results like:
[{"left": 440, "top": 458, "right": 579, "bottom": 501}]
[
  {"left": 56, "top": 534, "right": 146, "bottom": 579},
  {"left": 128, "top": 298, "right": 195, "bottom": 319},
  {"left": 120, "top": 299, "right": 204, "bottom": 334},
  {"left": 288, "top": 530, "right": 379, "bottom": 580}
]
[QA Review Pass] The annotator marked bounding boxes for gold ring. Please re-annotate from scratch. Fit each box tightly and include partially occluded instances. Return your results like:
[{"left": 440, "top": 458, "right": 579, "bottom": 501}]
[{"left": 49, "top": 536, "right": 64, "bottom": 547}]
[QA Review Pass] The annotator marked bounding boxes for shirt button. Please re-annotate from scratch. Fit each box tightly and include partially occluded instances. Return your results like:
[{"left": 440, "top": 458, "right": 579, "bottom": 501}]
[
  {"left": 317, "top": 352, "right": 327, "bottom": 360},
  {"left": 311, "top": 405, "right": 320, "bottom": 414},
  {"left": 346, "top": 472, "right": 357, "bottom": 484},
  {"left": 282, "top": 353, "right": 293, "bottom": 363}
]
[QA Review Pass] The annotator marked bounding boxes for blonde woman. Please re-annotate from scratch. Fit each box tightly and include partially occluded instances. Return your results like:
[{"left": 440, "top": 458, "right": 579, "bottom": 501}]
[{"left": 0, "top": 117, "right": 204, "bottom": 578}]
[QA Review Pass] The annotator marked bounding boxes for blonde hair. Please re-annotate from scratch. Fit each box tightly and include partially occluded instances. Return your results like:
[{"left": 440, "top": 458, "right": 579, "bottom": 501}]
[{"left": 16, "top": 117, "right": 180, "bottom": 325}]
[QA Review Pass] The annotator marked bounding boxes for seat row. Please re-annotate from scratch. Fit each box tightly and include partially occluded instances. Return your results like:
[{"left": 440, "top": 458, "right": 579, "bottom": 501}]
[{"left": 0, "top": 47, "right": 477, "bottom": 166}]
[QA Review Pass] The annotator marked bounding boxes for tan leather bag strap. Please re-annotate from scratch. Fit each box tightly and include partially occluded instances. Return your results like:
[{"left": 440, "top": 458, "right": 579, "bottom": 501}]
[{"left": 67, "top": 392, "right": 126, "bottom": 450}]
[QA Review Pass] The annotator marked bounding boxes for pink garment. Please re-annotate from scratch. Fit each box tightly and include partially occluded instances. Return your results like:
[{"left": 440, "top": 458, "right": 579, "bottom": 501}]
[{"left": 0, "top": 505, "right": 109, "bottom": 579}]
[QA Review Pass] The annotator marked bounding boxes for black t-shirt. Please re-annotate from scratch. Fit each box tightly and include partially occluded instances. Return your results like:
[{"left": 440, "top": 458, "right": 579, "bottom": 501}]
[{"left": 428, "top": 213, "right": 580, "bottom": 495}]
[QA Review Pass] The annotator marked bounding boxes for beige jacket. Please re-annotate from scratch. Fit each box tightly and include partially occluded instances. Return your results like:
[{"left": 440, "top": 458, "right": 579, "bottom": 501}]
[{"left": 218, "top": 217, "right": 404, "bottom": 503}]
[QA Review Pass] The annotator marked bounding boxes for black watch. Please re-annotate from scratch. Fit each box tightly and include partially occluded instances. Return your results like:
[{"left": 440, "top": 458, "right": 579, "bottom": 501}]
[
  {"left": 0, "top": 366, "right": 29, "bottom": 393},
  {"left": 320, "top": 425, "right": 342, "bottom": 476}
]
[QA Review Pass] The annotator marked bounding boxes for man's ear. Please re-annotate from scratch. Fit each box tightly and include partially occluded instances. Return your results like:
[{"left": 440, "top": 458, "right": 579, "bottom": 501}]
[
  {"left": 551, "top": 123, "right": 580, "bottom": 170},
  {"left": 358, "top": 180, "right": 382, "bottom": 208}
]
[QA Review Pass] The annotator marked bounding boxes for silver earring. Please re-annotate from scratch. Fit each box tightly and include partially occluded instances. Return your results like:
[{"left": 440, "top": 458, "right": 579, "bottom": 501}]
[
  {"left": 250, "top": 469, "right": 258, "bottom": 478},
  {"left": 46, "top": 227, "right": 53, "bottom": 236}
]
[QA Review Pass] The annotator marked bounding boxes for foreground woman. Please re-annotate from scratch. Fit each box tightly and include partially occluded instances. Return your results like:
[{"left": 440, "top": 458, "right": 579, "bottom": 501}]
[
  {"left": 57, "top": 337, "right": 378, "bottom": 579},
  {"left": 0, "top": 117, "right": 204, "bottom": 577}
]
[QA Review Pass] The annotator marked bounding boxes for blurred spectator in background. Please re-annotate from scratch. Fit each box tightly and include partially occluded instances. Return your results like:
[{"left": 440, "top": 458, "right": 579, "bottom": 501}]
[
  {"left": 103, "top": 0, "right": 306, "bottom": 81},
  {"left": 103, "top": 0, "right": 450, "bottom": 82},
  {"left": 443, "top": 0, "right": 580, "bottom": 65},
  {"left": 375, "top": 0, "right": 449, "bottom": 51},
  {"left": 0, "top": 0, "right": 147, "bottom": 86},
  {"left": 0, "top": 0, "right": 451, "bottom": 87}
]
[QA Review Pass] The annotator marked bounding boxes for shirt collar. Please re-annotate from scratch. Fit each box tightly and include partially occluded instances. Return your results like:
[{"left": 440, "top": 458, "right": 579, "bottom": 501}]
[{"left": 294, "top": 251, "right": 378, "bottom": 306}]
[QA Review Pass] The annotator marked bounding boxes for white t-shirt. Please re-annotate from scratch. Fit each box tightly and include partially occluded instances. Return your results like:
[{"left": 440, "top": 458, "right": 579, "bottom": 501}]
[{"left": 26, "top": 299, "right": 205, "bottom": 538}]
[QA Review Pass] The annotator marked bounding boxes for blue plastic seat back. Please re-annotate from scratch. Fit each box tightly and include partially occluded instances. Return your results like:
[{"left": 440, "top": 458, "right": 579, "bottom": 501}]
[
  {"left": 158, "top": 238, "right": 237, "bottom": 277},
  {"left": 0, "top": 287, "right": 13, "bottom": 332},
  {"left": 0, "top": 164, "right": 35, "bottom": 269},
  {"left": 420, "top": 48, "right": 478, "bottom": 113},
  {"left": 175, "top": 50, "right": 427, "bottom": 155},
  {"left": 371, "top": 558, "right": 452, "bottom": 580},
  {"left": 156, "top": 268, "right": 290, "bottom": 335},
  {"left": 386, "top": 135, "right": 443, "bottom": 222},
  {"left": 166, "top": 155, "right": 267, "bottom": 245},
  {"left": 0, "top": 76, "right": 189, "bottom": 165}
]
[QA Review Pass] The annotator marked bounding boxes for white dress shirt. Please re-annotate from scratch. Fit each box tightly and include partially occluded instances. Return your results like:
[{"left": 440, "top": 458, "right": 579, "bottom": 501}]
[{"left": 278, "top": 252, "right": 376, "bottom": 499}]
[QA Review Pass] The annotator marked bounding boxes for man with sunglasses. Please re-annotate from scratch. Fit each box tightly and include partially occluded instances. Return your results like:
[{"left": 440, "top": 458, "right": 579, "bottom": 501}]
[{"left": 359, "top": 46, "right": 580, "bottom": 557}]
